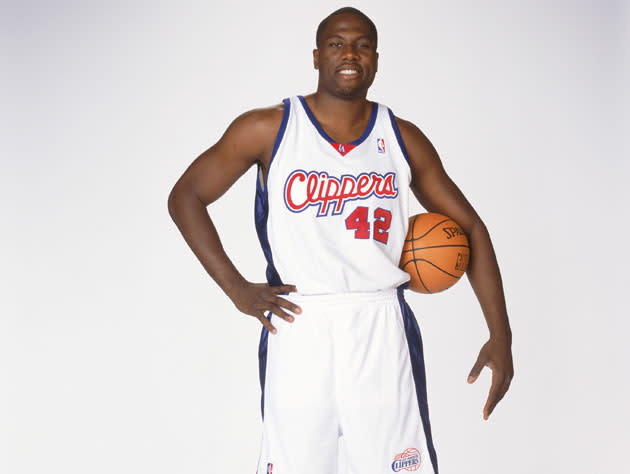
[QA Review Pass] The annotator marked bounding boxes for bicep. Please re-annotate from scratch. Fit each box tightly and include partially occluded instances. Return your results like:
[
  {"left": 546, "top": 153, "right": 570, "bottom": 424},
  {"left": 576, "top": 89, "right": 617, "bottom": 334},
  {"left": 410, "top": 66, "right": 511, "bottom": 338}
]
[
  {"left": 171, "top": 111, "right": 271, "bottom": 206},
  {"left": 399, "top": 119, "right": 482, "bottom": 234}
]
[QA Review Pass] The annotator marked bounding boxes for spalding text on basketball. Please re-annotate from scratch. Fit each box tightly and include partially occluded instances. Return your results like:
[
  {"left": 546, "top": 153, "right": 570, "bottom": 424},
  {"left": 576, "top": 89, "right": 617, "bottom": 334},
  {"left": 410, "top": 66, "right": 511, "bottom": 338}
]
[
  {"left": 283, "top": 169, "right": 398, "bottom": 217},
  {"left": 442, "top": 226, "right": 465, "bottom": 239}
]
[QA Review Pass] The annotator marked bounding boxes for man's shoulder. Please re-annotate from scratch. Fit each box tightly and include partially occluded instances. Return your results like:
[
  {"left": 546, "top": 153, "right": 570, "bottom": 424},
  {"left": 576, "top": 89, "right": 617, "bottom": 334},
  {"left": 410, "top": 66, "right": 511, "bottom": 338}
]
[
  {"left": 233, "top": 102, "right": 286, "bottom": 136},
  {"left": 384, "top": 109, "right": 429, "bottom": 147},
  {"left": 384, "top": 109, "right": 418, "bottom": 136},
  {"left": 220, "top": 101, "right": 287, "bottom": 154}
]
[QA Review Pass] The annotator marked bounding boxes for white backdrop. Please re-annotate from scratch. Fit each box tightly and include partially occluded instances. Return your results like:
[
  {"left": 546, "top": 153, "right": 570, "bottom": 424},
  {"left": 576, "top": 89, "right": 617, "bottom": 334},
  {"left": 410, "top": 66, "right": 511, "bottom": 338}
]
[{"left": 2, "top": 1, "right": 628, "bottom": 473}]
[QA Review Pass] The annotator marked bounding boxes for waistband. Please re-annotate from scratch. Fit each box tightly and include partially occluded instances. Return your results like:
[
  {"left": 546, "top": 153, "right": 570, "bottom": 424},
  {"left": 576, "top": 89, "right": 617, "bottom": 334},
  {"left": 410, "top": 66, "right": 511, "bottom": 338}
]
[{"left": 285, "top": 288, "right": 399, "bottom": 307}]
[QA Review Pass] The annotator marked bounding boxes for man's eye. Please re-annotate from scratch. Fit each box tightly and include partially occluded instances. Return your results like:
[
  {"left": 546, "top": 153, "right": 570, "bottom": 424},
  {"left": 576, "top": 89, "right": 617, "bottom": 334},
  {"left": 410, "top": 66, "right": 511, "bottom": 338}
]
[{"left": 329, "top": 42, "right": 342, "bottom": 48}]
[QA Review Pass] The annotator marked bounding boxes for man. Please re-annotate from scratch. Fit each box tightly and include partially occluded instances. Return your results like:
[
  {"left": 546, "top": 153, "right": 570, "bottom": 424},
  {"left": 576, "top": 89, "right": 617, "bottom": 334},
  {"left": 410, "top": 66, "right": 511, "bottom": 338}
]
[{"left": 168, "top": 7, "right": 513, "bottom": 474}]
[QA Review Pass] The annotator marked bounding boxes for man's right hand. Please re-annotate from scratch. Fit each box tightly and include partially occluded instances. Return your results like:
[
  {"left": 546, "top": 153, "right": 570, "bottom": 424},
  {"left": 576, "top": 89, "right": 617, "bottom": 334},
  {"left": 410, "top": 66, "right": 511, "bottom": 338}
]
[{"left": 229, "top": 282, "right": 302, "bottom": 334}]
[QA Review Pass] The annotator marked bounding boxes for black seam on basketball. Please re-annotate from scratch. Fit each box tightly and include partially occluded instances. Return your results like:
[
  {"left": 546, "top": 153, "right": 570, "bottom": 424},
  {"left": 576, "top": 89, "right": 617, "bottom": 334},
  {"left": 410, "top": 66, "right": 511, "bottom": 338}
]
[
  {"left": 412, "top": 244, "right": 470, "bottom": 251},
  {"left": 405, "top": 259, "right": 430, "bottom": 293},
  {"left": 400, "top": 244, "right": 469, "bottom": 256},
  {"left": 410, "top": 218, "right": 451, "bottom": 241},
  {"left": 401, "top": 260, "right": 418, "bottom": 273},
  {"left": 417, "top": 271, "right": 430, "bottom": 293},
  {"left": 409, "top": 215, "right": 430, "bottom": 293},
  {"left": 408, "top": 258, "right": 462, "bottom": 279},
  {"left": 411, "top": 214, "right": 418, "bottom": 240}
]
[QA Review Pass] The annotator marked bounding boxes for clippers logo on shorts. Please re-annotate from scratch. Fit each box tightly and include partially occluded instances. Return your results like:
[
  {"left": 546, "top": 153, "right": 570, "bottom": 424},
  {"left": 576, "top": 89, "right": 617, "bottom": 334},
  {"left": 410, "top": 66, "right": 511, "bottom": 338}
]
[
  {"left": 377, "top": 137, "right": 386, "bottom": 153},
  {"left": 391, "top": 447, "right": 421, "bottom": 472},
  {"left": 284, "top": 169, "right": 398, "bottom": 216},
  {"left": 266, "top": 462, "right": 273, "bottom": 473}
]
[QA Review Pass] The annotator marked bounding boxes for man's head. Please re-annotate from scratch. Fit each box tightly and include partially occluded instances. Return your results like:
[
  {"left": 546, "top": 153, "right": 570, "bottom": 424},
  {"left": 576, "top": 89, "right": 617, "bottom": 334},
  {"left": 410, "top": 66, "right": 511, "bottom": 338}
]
[
  {"left": 313, "top": 7, "right": 379, "bottom": 99},
  {"left": 316, "top": 7, "right": 378, "bottom": 50}
]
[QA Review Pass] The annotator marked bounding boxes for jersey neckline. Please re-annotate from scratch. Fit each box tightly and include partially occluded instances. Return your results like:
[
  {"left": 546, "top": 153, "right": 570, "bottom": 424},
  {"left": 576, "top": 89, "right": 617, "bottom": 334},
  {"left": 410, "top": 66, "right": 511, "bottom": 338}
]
[{"left": 297, "top": 95, "right": 378, "bottom": 148}]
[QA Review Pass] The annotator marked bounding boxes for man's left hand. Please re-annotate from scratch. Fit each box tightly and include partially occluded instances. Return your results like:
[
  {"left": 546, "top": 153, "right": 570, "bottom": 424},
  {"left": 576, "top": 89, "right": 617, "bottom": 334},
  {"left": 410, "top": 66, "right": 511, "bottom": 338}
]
[{"left": 467, "top": 337, "right": 514, "bottom": 420}]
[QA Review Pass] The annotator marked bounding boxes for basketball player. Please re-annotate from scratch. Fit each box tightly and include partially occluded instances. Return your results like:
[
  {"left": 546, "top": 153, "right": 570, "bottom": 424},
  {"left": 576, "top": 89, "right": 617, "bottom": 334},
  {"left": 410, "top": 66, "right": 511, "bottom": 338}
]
[{"left": 168, "top": 7, "right": 513, "bottom": 474}]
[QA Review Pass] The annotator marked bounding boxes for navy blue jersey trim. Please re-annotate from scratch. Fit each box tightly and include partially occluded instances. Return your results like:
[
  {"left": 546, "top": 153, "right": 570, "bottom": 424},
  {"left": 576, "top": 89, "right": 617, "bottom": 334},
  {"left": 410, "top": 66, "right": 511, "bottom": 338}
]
[
  {"left": 257, "top": 312, "right": 272, "bottom": 419},
  {"left": 258, "top": 98, "right": 290, "bottom": 194},
  {"left": 388, "top": 108, "right": 411, "bottom": 165},
  {"left": 396, "top": 284, "right": 439, "bottom": 473},
  {"left": 254, "top": 99, "right": 289, "bottom": 418},
  {"left": 254, "top": 179, "right": 282, "bottom": 419},
  {"left": 297, "top": 95, "right": 378, "bottom": 146},
  {"left": 269, "top": 99, "right": 290, "bottom": 177}
]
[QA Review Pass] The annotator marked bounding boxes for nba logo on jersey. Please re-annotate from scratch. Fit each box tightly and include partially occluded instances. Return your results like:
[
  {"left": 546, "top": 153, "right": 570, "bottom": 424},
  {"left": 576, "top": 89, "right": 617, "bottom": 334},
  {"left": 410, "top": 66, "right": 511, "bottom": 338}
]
[
  {"left": 266, "top": 462, "right": 273, "bottom": 473},
  {"left": 377, "top": 137, "right": 386, "bottom": 153}
]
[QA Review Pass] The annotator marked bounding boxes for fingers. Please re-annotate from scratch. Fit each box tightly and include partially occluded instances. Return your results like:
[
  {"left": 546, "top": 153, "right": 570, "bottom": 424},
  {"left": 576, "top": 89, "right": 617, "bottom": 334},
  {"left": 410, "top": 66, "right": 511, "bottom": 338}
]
[
  {"left": 260, "top": 284, "right": 302, "bottom": 333},
  {"left": 483, "top": 370, "right": 501, "bottom": 420},
  {"left": 267, "top": 285, "right": 302, "bottom": 318},
  {"left": 483, "top": 371, "right": 512, "bottom": 420},
  {"left": 257, "top": 312, "right": 277, "bottom": 335},
  {"left": 269, "top": 302, "right": 295, "bottom": 322},
  {"left": 270, "top": 284, "right": 299, "bottom": 297},
  {"left": 467, "top": 339, "right": 514, "bottom": 420},
  {"left": 271, "top": 294, "right": 302, "bottom": 316},
  {"left": 467, "top": 355, "right": 486, "bottom": 384},
  {"left": 468, "top": 354, "right": 504, "bottom": 419}
]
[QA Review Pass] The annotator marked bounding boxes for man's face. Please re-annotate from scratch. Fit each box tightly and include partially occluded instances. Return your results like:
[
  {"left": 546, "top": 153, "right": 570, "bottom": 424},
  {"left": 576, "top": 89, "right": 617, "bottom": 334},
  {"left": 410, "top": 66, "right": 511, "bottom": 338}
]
[{"left": 313, "top": 13, "right": 379, "bottom": 99}]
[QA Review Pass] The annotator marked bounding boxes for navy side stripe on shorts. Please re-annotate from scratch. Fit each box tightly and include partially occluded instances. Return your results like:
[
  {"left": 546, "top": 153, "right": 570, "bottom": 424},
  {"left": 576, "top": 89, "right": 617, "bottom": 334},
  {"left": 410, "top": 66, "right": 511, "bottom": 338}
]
[{"left": 397, "top": 284, "right": 439, "bottom": 473}]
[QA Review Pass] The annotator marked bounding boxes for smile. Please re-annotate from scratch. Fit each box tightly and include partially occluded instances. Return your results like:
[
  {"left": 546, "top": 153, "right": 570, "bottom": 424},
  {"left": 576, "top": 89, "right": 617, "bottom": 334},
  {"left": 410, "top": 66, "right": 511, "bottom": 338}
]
[{"left": 338, "top": 69, "right": 360, "bottom": 77}]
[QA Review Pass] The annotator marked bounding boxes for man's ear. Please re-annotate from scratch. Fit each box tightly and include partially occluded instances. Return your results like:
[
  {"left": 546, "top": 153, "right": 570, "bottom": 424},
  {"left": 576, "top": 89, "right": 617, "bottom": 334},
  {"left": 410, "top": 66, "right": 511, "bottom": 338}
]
[
  {"left": 313, "top": 48, "right": 319, "bottom": 70},
  {"left": 375, "top": 51, "right": 379, "bottom": 73}
]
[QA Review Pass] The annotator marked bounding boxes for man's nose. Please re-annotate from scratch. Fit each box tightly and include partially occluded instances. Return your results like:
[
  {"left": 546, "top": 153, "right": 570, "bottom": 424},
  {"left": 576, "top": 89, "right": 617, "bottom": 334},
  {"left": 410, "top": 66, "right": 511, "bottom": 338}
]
[{"left": 340, "top": 43, "right": 359, "bottom": 60}]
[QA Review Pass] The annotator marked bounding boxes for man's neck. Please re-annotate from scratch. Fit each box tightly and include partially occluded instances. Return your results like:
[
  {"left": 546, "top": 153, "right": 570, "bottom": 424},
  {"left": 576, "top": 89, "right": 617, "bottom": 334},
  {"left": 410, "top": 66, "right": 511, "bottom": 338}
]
[{"left": 308, "top": 90, "right": 371, "bottom": 125}]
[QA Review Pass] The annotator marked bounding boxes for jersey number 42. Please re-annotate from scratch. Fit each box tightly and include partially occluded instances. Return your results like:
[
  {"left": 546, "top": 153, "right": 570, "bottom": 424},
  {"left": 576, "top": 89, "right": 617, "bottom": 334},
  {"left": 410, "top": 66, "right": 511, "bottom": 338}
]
[{"left": 344, "top": 206, "right": 392, "bottom": 244}]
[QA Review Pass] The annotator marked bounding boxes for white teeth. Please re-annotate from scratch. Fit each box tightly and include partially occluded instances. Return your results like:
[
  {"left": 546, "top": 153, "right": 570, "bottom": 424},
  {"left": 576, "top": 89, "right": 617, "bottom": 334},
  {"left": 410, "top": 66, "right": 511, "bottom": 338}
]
[{"left": 340, "top": 69, "right": 359, "bottom": 74}]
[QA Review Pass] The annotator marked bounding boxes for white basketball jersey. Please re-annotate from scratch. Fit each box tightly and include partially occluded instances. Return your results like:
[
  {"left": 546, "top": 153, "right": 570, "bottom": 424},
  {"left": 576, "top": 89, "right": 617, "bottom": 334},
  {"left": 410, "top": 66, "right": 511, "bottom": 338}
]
[{"left": 254, "top": 95, "right": 412, "bottom": 295}]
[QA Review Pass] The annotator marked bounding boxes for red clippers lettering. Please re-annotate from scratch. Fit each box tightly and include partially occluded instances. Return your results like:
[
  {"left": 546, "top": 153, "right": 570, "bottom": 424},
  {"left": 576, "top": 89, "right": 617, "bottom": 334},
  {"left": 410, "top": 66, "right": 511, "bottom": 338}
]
[{"left": 284, "top": 170, "right": 398, "bottom": 216}]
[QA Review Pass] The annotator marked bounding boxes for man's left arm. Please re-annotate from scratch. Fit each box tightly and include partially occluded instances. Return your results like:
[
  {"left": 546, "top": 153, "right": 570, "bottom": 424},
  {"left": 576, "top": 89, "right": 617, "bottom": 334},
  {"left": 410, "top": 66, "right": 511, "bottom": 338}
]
[{"left": 396, "top": 116, "right": 514, "bottom": 420}]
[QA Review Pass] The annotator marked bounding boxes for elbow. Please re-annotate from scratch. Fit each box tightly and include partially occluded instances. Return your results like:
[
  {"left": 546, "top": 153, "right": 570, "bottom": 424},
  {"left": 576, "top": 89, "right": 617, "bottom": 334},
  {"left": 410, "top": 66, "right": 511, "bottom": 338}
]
[
  {"left": 167, "top": 190, "right": 176, "bottom": 217},
  {"left": 168, "top": 183, "right": 203, "bottom": 220},
  {"left": 467, "top": 216, "right": 489, "bottom": 243},
  {"left": 471, "top": 217, "right": 487, "bottom": 235},
  {"left": 167, "top": 184, "right": 186, "bottom": 219}
]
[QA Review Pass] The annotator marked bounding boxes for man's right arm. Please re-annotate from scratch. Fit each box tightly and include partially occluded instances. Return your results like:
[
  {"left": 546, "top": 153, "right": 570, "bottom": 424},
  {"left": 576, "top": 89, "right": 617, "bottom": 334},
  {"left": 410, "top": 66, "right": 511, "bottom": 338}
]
[{"left": 167, "top": 106, "right": 301, "bottom": 334}]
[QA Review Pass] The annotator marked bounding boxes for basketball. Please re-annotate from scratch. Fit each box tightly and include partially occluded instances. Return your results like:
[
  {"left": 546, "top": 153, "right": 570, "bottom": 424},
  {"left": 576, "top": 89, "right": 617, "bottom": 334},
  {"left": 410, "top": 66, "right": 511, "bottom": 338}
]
[{"left": 400, "top": 212, "right": 470, "bottom": 293}]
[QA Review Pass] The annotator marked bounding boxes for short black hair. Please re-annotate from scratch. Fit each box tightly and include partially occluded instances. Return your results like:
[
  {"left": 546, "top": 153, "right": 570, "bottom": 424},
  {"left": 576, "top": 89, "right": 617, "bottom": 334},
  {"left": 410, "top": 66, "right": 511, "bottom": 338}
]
[{"left": 315, "top": 7, "right": 378, "bottom": 49}]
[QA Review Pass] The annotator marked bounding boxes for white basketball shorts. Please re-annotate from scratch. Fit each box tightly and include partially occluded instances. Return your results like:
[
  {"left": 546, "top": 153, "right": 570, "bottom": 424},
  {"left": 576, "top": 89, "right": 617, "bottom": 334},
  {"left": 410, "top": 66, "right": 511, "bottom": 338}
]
[{"left": 255, "top": 286, "right": 439, "bottom": 474}]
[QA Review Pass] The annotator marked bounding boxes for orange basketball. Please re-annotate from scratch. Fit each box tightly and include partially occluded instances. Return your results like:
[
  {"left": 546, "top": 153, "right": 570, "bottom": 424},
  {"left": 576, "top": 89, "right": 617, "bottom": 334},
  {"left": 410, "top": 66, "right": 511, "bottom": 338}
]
[{"left": 399, "top": 212, "right": 470, "bottom": 293}]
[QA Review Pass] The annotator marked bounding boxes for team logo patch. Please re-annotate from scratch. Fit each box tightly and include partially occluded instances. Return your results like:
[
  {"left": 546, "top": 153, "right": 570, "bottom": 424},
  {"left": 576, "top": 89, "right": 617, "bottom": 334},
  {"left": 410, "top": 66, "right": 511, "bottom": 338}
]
[
  {"left": 283, "top": 169, "right": 398, "bottom": 216},
  {"left": 391, "top": 447, "right": 421, "bottom": 472},
  {"left": 377, "top": 137, "right": 386, "bottom": 153},
  {"left": 266, "top": 462, "right": 273, "bottom": 473},
  {"left": 329, "top": 142, "right": 357, "bottom": 156}
]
